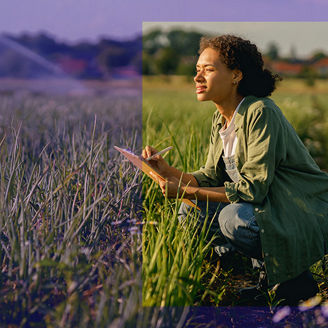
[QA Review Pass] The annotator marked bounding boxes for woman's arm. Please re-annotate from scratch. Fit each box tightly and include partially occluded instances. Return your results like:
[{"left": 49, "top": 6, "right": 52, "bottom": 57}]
[
  {"left": 142, "top": 145, "right": 229, "bottom": 202},
  {"left": 159, "top": 177, "right": 229, "bottom": 203},
  {"left": 186, "top": 186, "right": 229, "bottom": 203},
  {"left": 165, "top": 166, "right": 199, "bottom": 187}
]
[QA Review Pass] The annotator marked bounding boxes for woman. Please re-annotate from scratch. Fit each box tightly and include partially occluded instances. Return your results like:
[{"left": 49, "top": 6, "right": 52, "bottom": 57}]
[{"left": 142, "top": 35, "right": 328, "bottom": 305}]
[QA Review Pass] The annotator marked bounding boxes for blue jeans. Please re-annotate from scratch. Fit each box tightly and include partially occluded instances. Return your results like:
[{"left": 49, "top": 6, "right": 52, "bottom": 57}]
[{"left": 178, "top": 200, "right": 263, "bottom": 267}]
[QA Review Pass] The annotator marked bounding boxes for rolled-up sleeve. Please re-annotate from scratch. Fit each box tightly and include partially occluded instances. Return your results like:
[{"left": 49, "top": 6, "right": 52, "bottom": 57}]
[{"left": 224, "top": 106, "right": 284, "bottom": 204}]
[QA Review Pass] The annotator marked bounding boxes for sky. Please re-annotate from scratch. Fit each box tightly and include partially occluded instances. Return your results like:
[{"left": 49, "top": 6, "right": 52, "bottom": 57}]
[{"left": 0, "top": 0, "right": 328, "bottom": 56}]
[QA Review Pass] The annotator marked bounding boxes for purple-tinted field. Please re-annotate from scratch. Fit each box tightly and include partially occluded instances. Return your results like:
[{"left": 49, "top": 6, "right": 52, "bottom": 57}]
[{"left": 0, "top": 91, "right": 147, "bottom": 326}]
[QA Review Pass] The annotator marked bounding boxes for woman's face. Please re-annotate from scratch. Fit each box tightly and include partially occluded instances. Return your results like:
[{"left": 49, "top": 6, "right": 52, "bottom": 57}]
[{"left": 194, "top": 47, "right": 241, "bottom": 105}]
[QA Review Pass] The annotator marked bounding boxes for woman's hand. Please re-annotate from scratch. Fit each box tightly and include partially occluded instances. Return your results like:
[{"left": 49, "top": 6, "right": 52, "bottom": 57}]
[
  {"left": 159, "top": 176, "right": 187, "bottom": 199},
  {"left": 142, "top": 145, "right": 171, "bottom": 178}
]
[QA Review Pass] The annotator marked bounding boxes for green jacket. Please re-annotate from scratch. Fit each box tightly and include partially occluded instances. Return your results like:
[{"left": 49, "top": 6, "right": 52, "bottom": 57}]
[{"left": 192, "top": 95, "right": 328, "bottom": 286}]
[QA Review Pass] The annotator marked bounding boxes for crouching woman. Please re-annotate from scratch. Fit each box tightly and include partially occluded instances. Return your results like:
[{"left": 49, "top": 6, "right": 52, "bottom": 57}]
[{"left": 142, "top": 35, "right": 328, "bottom": 305}]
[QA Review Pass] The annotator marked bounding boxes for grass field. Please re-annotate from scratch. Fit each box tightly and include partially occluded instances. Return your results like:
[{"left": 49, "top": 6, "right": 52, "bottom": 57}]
[
  {"left": 142, "top": 76, "right": 328, "bottom": 323},
  {"left": 0, "top": 92, "right": 149, "bottom": 327},
  {"left": 1, "top": 75, "right": 328, "bottom": 326}
]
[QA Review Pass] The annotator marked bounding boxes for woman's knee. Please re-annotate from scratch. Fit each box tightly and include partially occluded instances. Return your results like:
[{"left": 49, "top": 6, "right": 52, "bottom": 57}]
[
  {"left": 218, "top": 204, "right": 234, "bottom": 238},
  {"left": 218, "top": 202, "right": 256, "bottom": 238},
  {"left": 218, "top": 202, "right": 262, "bottom": 259}
]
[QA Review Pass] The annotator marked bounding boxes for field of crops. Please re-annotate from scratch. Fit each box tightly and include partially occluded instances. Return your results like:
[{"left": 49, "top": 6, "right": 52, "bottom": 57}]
[
  {"left": 142, "top": 76, "right": 328, "bottom": 325},
  {"left": 0, "top": 91, "right": 151, "bottom": 327},
  {"left": 1, "top": 75, "right": 328, "bottom": 326}
]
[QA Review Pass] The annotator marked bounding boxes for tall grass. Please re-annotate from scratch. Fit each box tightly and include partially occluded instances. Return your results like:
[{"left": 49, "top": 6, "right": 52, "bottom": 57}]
[
  {"left": 142, "top": 85, "right": 236, "bottom": 308},
  {"left": 142, "top": 77, "right": 328, "bottom": 312},
  {"left": 0, "top": 92, "right": 149, "bottom": 326},
  {"left": 0, "top": 90, "right": 214, "bottom": 327},
  {"left": 143, "top": 195, "right": 223, "bottom": 307},
  {"left": 1, "top": 76, "right": 328, "bottom": 326}
]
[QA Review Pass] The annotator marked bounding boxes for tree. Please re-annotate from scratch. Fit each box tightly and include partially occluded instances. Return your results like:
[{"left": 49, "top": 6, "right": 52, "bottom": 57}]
[
  {"left": 142, "top": 28, "right": 204, "bottom": 75},
  {"left": 166, "top": 29, "right": 203, "bottom": 56},
  {"left": 266, "top": 42, "right": 280, "bottom": 60},
  {"left": 142, "top": 52, "right": 153, "bottom": 75},
  {"left": 143, "top": 29, "right": 167, "bottom": 55},
  {"left": 154, "top": 47, "right": 180, "bottom": 75},
  {"left": 97, "top": 46, "right": 125, "bottom": 79},
  {"left": 310, "top": 51, "right": 327, "bottom": 63}
]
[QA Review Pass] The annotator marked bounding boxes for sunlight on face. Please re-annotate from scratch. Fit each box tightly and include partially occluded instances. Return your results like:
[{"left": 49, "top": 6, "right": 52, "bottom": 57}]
[{"left": 194, "top": 48, "right": 240, "bottom": 106}]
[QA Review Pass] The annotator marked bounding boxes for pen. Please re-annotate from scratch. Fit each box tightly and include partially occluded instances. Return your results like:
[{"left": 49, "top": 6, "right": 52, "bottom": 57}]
[{"left": 145, "top": 146, "right": 173, "bottom": 161}]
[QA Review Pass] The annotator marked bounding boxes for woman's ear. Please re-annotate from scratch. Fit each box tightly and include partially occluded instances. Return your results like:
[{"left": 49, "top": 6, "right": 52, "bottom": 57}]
[{"left": 233, "top": 70, "right": 243, "bottom": 83}]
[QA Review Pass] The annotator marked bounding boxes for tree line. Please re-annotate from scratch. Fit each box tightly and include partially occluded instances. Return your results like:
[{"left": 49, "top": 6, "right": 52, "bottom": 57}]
[
  {"left": 1, "top": 29, "right": 327, "bottom": 80},
  {"left": 143, "top": 29, "right": 328, "bottom": 81}
]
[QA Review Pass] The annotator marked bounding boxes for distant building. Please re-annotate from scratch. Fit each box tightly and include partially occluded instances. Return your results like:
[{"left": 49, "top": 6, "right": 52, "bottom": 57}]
[
  {"left": 312, "top": 57, "right": 328, "bottom": 75},
  {"left": 270, "top": 61, "right": 304, "bottom": 76},
  {"left": 56, "top": 56, "right": 87, "bottom": 76}
]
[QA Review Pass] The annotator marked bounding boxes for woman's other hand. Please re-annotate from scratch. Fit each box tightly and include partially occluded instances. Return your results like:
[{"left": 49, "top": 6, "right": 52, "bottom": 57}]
[{"left": 142, "top": 145, "right": 171, "bottom": 177}]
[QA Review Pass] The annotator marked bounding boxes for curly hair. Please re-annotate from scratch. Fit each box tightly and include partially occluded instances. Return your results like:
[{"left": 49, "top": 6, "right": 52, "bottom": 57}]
[{"left": 199, "top": 35, "right": 281, "bottom": 97}]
